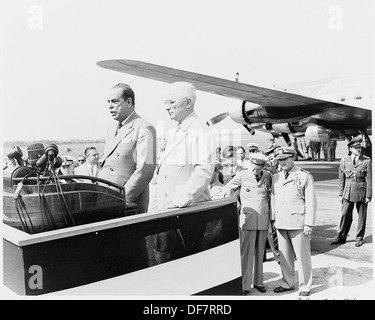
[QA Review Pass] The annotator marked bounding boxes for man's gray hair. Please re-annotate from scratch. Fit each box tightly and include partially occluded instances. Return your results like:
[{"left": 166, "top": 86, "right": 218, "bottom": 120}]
[{"left": 172, "top": 81, "right": 196, "bottom": 105}]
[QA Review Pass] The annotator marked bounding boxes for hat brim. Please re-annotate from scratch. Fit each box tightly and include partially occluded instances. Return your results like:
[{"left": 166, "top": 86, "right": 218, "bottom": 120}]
[
  {"left": 250, "top": 160, "right": 265, "bottom": 166},
  {"left": 248, "top": 152, "right": 268, "bottom": 163},
  {"left": 276, "top": 154, "right": 293, "bottom": 160}
]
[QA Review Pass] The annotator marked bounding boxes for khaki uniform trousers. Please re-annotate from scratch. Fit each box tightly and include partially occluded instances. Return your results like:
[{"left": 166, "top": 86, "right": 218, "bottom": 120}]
[
  {"left": 277, "top": 229, "right": 312, "bottom": 292},
  {"left": 241, "top": 229, "right": 268, "bottom": 291}
]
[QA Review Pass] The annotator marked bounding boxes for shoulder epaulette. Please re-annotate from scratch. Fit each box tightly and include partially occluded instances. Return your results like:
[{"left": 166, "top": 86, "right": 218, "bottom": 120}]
[{"left": 296, "top": 167, "right": 310, "bottom": 176}]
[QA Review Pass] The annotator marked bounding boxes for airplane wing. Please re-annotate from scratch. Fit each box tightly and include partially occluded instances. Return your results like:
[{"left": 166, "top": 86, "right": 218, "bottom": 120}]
[
  {"left": 96, "top": 59, "right": 371, "bottom": 131},
  {"left": 97, "top": 59, "right": 322, "bottom": 107}
]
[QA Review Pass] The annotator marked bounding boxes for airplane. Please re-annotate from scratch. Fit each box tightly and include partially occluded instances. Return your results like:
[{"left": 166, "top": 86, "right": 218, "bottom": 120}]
[{"left": 96, "top": 59, "right": 372, "bottom": 157}]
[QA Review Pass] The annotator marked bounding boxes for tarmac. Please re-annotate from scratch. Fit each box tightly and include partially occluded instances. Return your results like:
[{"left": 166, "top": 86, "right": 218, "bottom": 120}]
[{"left": 200, "top": 161, "right": 374, "bottom": 300}]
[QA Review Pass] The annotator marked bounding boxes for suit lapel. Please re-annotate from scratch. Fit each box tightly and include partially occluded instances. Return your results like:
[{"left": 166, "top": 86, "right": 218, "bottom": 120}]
[
  {"left": 157, "top": 131, "right": 188, "bottom": 173},
  {"left": 102, "top": 113, "right": 138, "bottom": 164},
  {"left": 157, "top": 113, "right": 198, "bottom": 173}
]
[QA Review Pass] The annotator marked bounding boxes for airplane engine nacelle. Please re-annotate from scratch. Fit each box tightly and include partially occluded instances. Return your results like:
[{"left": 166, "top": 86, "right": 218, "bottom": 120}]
[
  {"left": 305, "top": 125, "right": 329, "bottom": 142},
  {"left": 268, "top": 123, "right": 294, "bottom": 134},
  {"left": 228, "top": 101, "right": 262, "bottom": 125}
]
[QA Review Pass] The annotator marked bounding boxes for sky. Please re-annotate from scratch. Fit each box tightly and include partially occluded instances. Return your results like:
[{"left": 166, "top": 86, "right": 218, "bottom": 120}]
[{"left": 1, "top": 0, "right": 373, "bottom": 143}]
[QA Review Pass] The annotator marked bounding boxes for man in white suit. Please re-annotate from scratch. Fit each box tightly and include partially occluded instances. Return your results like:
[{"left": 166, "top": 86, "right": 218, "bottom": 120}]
[
  {"left": 157, "top": 81, "right": 215, "bottom": 209},
  {"left": 97, "top": 83, "right": 157, "bottom": 214},
  {"left": 155, "top": 82, "right": 215, "bottom": 256},
  {"left": 73, "top": 146, "right": 100, "bottom": 180}
]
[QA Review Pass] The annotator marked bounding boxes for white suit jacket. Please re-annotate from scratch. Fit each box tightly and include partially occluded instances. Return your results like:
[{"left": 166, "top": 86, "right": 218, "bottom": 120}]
[
  {"left": 73, "top": 163, "right": 99, "bottom": 181},
  {"left": 157, "top": 113, "right": 216, "bottom": 209}
]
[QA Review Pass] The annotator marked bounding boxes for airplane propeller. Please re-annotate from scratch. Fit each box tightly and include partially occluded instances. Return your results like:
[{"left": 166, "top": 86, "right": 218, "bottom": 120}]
[
  {"left": 206, "top": 110, "right": 257, "bottom": 136},
  {"left": 206, "top": 112, "right": 229, "bottom": 126},
  {"left": 281, "top": 132, "right": 292, "bottom": 146}
]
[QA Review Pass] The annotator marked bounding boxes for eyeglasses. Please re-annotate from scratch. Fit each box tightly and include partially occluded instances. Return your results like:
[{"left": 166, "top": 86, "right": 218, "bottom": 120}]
[
  {"left": 78, "top": 159, "right": 85, "bottom": 163},
  {"left": 277, "top": 157, "right": 291, "bottom": 162},
  {"left": 164, "top": 97, "right": 188, "bottom": 107}
]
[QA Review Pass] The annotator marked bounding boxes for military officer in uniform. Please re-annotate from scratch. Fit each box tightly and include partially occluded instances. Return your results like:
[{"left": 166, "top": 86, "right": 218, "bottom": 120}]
[
  {"left": 331, "top": 137, "right": 372, "bottom": 247},
  {"left": 264, "top": 144, "right": 281, "bottom": 175},
  {"left": 221, "top": 145, "right": 244, "bottom": 184},
  {"left": 224, "top": 152, "right": 272, "bottom": 295},
  {"left": 263, "top": 144, "right": 282, "bottom": 263},
  {"left": 271, "top": 147, "right": 317, "bottom": 297}
]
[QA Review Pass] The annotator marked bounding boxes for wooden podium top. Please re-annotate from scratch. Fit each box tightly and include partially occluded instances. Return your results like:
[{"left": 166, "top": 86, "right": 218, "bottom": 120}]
[{"left": 3, "top": 197, "right": 237, "bottom": 247}]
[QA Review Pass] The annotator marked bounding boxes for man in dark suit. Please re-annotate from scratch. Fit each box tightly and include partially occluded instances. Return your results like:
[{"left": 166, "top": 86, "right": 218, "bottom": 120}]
[
  {"left": 331, "top": 136, "right": 372, "bottom": 247},
  {"left": 98, "top": 83, "right": 157, "bottom": 214}
]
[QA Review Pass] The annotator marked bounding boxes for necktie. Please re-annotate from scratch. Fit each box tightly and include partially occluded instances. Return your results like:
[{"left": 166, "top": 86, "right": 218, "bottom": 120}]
[
  {"left": 353, "top": 157, "right": 356, "bottom": 166},
  {"left": 285, "top": 171, "right": 289, "bottom": 179},
  {"left": 255, "top": 175, "right": 260, "bottom": 182},
  {"left": 115, "top": 122, "right": 122, "bottom": 136},
  {"left": 90, "top": 166, "right": 94, "bottom": 176}
]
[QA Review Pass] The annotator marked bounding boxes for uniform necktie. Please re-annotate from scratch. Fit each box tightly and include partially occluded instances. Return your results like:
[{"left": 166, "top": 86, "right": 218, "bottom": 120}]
[
  {"left": 90, "top": 166, "right": 94, "bottom": 176},
  {"left": 284, "top": 171, "right": 289, "bottom": 179},
  {"left": 353, "top": 157, "right": 356, "bottom": 166}
]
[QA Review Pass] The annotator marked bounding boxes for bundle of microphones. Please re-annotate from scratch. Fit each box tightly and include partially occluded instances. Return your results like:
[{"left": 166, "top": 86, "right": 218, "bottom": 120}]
[{"left": 7, "top": 143, "right": 63, "bottom": 176}]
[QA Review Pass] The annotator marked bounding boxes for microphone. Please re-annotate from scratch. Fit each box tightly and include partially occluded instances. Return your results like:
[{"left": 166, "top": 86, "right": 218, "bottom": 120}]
[
  {"left": 52, "top": 156, "right": 62, "bottom": 169},
  {"left": 7, "top": 146, "right": 23, "bottom": 166},
  {"left": 45, "top": 144, "right": 58, "bottom": 159},
  {"left": 27, "top": 143, "right": 44, "bottom": 167},
  {"left": 36, "top": 154, "right": 47, "bottom": 169},
  {"left": 44, "top": 144, "right": 59, "bottom": 169}
]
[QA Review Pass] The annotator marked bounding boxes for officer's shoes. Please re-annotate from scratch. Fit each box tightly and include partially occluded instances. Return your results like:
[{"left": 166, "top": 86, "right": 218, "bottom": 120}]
[
  {"left": 253, "top": 285, "right": 267, "bottom": 293},
  {"left": 331, "top": 238, "right": 345, "bottom": 245},
  {"left": 274, "top": 286, "right": 294, "bottom": 293},
  {"left": 242, "top": 290, "right": 250, "bottom": 296},
  {"left": 355, "top": 240, "right": 363, "bottom": 247}
]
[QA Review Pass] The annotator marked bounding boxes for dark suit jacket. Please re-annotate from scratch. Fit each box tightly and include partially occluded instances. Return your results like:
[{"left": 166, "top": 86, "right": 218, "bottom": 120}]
[{"left": 339, "top": 155, "right": 372, "bottom": 202}]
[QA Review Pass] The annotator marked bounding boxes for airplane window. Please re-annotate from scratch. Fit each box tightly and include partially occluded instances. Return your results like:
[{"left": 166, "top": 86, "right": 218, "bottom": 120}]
[
  {"left": 354, "top": 93, "right": 362, "bottom": 100},
  {"left": 338, "top": 95, "right": 345, "bottom": 102}
]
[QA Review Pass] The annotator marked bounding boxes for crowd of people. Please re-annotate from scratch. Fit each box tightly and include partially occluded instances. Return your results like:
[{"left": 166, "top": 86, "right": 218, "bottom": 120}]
[{"left": 3, "top": 81, "right": 371, "bottom": 298}]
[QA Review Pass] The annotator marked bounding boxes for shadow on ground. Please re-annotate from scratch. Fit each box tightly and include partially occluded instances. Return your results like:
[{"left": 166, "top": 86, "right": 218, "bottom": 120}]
[{"left": 239, "top": 264, "right": 372, "bottom": 297}]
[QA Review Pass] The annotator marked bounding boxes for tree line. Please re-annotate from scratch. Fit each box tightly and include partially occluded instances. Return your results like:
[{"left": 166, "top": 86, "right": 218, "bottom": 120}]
[{"left": 3, "top": 139, "right": 105, "bottom": 148}]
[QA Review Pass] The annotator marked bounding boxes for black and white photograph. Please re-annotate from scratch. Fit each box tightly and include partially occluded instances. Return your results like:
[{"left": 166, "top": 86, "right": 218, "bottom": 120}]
[{"left": 1, "top": 0, "right": 373, "bottom": 304}]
